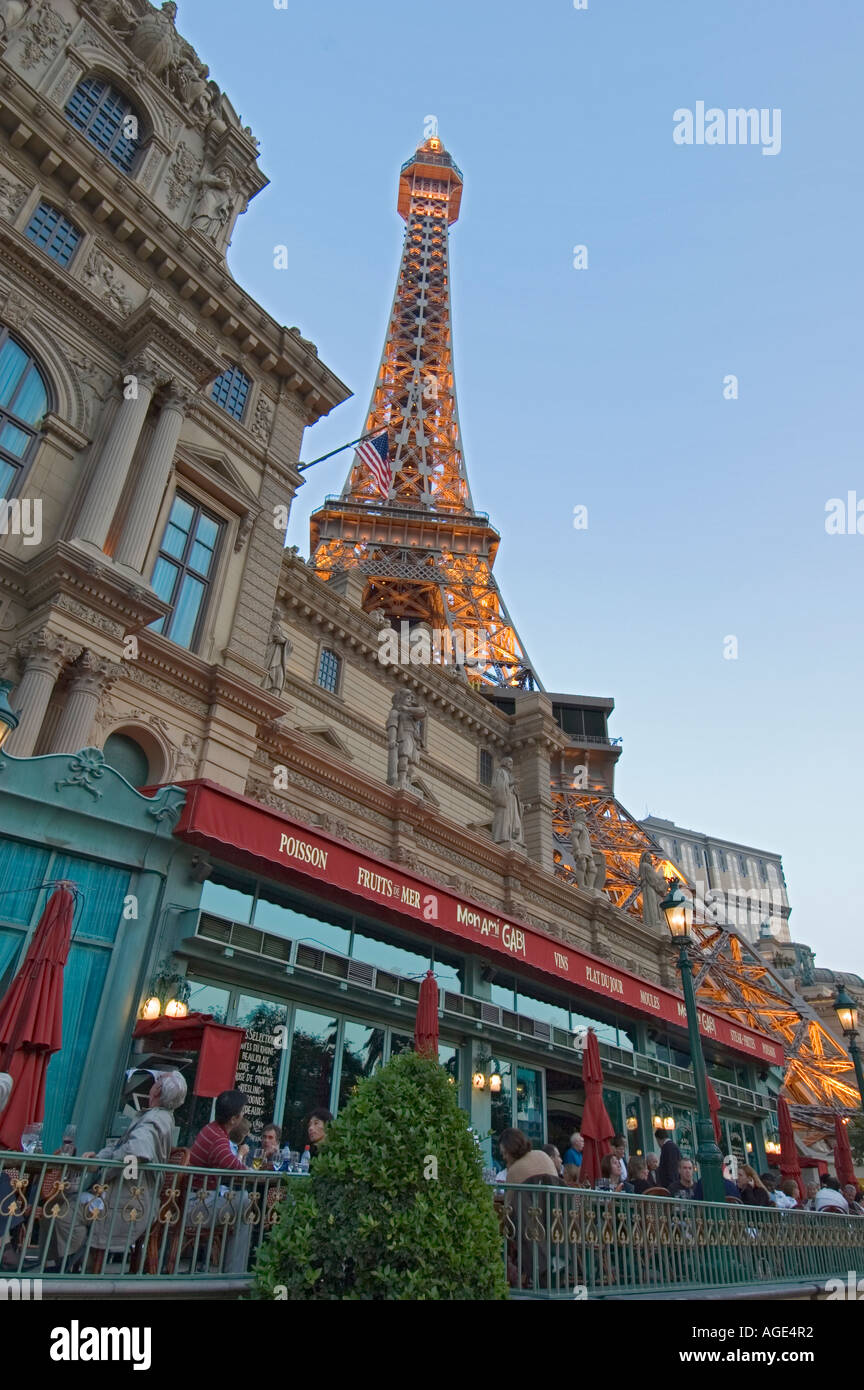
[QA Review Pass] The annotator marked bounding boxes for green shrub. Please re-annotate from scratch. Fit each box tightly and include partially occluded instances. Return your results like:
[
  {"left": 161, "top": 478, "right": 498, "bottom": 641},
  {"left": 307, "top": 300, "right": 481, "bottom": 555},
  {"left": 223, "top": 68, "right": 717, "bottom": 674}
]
[{"left": 251, "top": 1050, "right": 507, "bottom": 1300}]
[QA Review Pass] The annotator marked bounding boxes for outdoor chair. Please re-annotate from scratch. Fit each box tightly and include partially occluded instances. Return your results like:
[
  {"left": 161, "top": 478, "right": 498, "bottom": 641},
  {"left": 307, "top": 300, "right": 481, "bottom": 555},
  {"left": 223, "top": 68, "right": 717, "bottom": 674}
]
[
  {"left": 642, "top": 1186, "right": 670, "bottom": 1197},
  {"left": 145, "top": 1146, "right": 191, "bottom": 1275}
]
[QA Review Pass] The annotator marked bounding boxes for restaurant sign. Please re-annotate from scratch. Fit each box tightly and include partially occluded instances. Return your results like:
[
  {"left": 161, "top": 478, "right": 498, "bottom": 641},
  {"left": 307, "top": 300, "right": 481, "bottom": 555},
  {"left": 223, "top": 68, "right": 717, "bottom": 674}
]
[{"left": 176, "top": 781, "right": 784, "bottom": 1067}]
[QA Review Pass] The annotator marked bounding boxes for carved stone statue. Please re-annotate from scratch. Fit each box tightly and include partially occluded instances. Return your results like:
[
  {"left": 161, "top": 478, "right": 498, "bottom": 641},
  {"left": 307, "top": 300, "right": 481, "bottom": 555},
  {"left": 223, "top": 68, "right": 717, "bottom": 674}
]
[
  {"left": 491, "top": 756, "right": 524, "bottom": 847},
  {"left": 128, "top": 1, "right": 180, "bottom": 76},
  {"left": 190, "top": 165, "right": 235, "bottom": 242},
  {"left": 639, "top": 851, "right": 668, "bottom": 928},
  {"left": 0, "top": 0, "right": 31, "bottom": 40},
  {"left": 386, "top": 688, "right": 426, "bottom": 792},
  {"left": 591, "top": 848, "right": 608, "bottom": 897},
  {"left": 265, "top": 620, "right": 293, "bottom": 694},
  {"left": 569, "top": 806, "right": 594, "bottom": 885}
]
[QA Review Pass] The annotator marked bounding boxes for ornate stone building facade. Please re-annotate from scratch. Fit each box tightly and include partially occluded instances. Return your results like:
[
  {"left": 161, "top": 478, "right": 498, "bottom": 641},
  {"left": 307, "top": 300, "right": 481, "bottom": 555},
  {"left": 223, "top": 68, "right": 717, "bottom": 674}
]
[
  {"left": 0, "top": 0, "right": 348, "bottom": 786},
  {"left": 0, "top": 4, "right": 855, "bottom": 1160}
]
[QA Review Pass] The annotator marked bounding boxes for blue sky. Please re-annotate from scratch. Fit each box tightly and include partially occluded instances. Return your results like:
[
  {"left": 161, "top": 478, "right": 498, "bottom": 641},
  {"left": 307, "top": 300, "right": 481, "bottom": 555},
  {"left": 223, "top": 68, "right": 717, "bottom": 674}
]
[{"left": 179, "top": 0, "right": 864, "bottom": 972}]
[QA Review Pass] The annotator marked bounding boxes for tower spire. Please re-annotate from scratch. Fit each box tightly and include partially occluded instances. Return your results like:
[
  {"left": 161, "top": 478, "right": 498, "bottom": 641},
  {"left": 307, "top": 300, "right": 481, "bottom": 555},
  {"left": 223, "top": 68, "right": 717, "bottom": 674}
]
[{"left": 310, "top": 134, "right": 539, "bottom": 689}]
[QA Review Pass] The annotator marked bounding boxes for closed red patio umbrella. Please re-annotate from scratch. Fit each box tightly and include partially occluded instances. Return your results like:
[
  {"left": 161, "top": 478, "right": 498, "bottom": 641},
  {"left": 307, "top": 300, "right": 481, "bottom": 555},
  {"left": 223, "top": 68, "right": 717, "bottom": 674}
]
[
  {"left": 413, "top": 970, "right": 439, "bottom": 1059},
  {"left": 834, "top": 1114, "right": 856, "bottom": 1191},
  {"left": 706, "top": 1078, "right": 722, "bottom": 1146},
  {"left": 0, "top": 883, "right": 76, "bottom": 1150},
  {"left": 579, "top": 1029, "right": 614, "bottom": 1185},
  {"left": 777, "top": 1095, "right": 805, "bottom": 1201}
]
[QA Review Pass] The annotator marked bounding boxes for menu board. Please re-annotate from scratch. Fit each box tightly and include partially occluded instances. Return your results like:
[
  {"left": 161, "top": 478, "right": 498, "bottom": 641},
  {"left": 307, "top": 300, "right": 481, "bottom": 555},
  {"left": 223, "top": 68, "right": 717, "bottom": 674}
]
[{"left": 235, "top": 1029, "right": 280, "bottom": 1137}]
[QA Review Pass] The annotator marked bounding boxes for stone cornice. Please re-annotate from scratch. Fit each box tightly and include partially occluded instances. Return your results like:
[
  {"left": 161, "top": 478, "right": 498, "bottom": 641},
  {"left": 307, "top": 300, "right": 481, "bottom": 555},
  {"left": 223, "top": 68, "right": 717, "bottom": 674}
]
[
  {"left": 5, "top": 540, "right": 169, "bottom": 633},
  {"left": 277, "top": 555, "right": 516, "bottom": 748},
  {"left": 0, "top": 58, "right": 351, "bottom": 421}
]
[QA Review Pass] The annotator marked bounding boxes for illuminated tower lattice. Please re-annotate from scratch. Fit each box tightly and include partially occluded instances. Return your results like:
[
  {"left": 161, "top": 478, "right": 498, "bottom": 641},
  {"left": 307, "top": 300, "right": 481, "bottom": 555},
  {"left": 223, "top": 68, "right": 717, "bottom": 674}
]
[{"left": 310, "top": 135, "right": 538, "bottom": 688}]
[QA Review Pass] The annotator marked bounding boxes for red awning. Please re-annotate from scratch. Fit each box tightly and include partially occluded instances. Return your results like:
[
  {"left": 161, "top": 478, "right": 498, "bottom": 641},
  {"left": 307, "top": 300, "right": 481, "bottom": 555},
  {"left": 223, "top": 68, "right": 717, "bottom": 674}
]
[
  {"left": 171, "top": 781, "right": 785, "bottom": 1068},
  {"left": 132, "top": 1012, "right": 244, "bottom": 1098}
]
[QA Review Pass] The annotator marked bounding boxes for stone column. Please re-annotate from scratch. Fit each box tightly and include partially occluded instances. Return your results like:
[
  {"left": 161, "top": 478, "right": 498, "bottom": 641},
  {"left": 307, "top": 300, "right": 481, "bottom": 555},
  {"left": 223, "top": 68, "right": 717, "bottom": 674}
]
[
  {"left": 73, "top": 357, "right": 162, "bottom": 552},
  {"left": 113, "top": 384, "right": 192, "bottom": 572},
  {"left": 49, "top": 651, "right": 122, "bottom": 755},
  {"left": 5, "top": 630, "right": 81, "bottom": 757}
]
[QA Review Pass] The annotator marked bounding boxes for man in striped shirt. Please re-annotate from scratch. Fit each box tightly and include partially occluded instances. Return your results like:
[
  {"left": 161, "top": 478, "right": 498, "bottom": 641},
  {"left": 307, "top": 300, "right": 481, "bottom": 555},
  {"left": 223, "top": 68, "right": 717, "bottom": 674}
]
[{"left": 189, "top": 1089, "right": 252, "bottom": 1272}]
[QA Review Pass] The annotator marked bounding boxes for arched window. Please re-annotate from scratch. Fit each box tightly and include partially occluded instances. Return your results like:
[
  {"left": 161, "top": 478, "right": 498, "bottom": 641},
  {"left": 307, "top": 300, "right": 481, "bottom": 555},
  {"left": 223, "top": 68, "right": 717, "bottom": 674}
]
[
  {"left": 26, "top": 201, "right": 83, "bottom": 268},
  {"left": 64, "top": 77, "right": 142, "bottom": 173},
  {"left": 0, "top": 326, "right": 49, "bottom": 498},
  {"left": 211, "top": 365, "right": 251, "bottom": 422},
  {"left": 103, "top": 732, "right": 150, "bottom": 789}
]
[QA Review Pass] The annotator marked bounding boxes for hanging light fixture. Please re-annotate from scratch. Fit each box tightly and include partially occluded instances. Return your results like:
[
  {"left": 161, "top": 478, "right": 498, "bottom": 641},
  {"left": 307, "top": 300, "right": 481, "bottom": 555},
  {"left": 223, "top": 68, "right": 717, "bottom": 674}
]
[
  {"left": 141, "top": 996, "right": 162, "bottom": 1021},
  {"left": 164, "top": 998, "right": 188, "bottom": 1019}
]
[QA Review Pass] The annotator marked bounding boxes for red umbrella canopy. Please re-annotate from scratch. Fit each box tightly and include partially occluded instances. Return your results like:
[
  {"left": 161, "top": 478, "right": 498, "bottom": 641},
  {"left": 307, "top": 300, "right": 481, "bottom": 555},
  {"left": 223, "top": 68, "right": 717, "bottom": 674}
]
[
  {"left": 0, "top": 884, "right": 76, "bottom": 1149},
  {"left": 413, "top": 970, "right": 439, "bottom": 1059},
  {"left": 834, "top": 1114, "right": 856, "bottom": 1191},
  {"left": 579, "top": 1030, "right": 614, "bottom": 1185},
  {"left": 777, "top": 1095, "right": 805, "bottom": 1200},
  {"left": 705, "top": 1078, "right": 722, "bottom": 1145}
]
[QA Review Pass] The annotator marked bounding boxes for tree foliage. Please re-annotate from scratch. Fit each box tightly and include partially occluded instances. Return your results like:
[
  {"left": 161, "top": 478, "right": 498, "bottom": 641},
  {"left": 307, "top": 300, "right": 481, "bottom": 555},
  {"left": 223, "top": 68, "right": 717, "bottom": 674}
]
[{"left": 251, "top": 1049, "right": 507, "bottom": 1300}]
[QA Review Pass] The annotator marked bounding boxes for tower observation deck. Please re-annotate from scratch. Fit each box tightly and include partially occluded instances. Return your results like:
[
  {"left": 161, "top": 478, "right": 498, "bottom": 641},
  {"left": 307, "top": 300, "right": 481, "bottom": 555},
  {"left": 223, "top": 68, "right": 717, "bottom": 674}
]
[{"left": 309, "top": 135, "right": 539, "bottom": 689}]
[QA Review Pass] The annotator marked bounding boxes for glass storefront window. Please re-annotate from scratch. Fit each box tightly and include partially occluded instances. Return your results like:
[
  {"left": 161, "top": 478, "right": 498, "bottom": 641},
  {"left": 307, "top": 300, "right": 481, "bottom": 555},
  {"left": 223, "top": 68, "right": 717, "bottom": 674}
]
[
  {"left": 515, "top": 1067, "right": 544, "bottom": 1146},
  {"left": 516, "top": 989, "right": 570, "bottom": 1031},
  {"left": 490, "top": 982, "right": 516, "bottom": 1011},
  {"left": 234, "top": 994, "right": 288, "bottom": 1139},
  {"left": 571, "top": 1010, "right": 618, "bottom": 1049},
  {"left": 439, "top": 1043, "right": 459, "bottom": 1086},
  {"left": 253, "top": 890, "right": 351, "bottom": 955},
  {"left": 432, "top": 953, "right": 463, "bottom": 994},
  {"left": 338, "top": 1019, "right": 385, "bottom": 1109},
  {"left": 281, "top": 1008, "right": 338, "bottom": 1150},
  {"left": 350, "top": 929, "right": 431, "bottom": 980},
  {"left": 603, "top": 1088, "right": 624, "bottom": 1139},
  {"left": 490, "top": 1060, "right": 513, "bottom": 1165},
  {"left": 623, "top": 1092, "right": 644, "bottom": 1157},
  {"left": 388, "top": 1032, "right": 414, "bottom": 1059},
  {"left": 186, "top": 980, "right": 229, "bottom": 1023},
  {"left": 200, "top": 875, "right": 253, "bottom": 924}
]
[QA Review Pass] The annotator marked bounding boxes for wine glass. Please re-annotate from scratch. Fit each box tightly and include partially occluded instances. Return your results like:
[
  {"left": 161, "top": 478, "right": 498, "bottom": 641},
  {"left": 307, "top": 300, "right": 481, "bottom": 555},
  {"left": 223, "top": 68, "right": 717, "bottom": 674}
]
[{"left": 21, "top": 1123, "right": 42, "bottom": 1154}]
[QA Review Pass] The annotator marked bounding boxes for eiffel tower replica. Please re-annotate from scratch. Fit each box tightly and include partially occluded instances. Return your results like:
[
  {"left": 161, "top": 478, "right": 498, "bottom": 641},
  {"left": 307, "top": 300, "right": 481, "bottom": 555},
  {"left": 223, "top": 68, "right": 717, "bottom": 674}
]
[{"left": 309, "top": 134, "right": 539, "bottom": 689}]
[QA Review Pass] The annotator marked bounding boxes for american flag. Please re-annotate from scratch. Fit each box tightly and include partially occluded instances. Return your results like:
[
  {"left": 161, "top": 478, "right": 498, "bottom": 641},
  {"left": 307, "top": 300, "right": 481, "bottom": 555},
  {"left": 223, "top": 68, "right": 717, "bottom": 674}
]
[{"left": 354, "top": 430, "right": 391, "bottom": 496}]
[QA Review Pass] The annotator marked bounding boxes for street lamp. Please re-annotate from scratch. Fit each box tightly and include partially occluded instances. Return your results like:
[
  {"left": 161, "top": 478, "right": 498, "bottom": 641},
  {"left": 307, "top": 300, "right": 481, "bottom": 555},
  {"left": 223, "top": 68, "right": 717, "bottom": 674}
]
[
  {"left": 660, "top": 877, "right": 726, "bottom": 1204},
  {"left": 834, "top": 985, "right": 864, "bottom": 1114},
  {"left": 0, "top": 680, "right": 20, "bottom": 751}
]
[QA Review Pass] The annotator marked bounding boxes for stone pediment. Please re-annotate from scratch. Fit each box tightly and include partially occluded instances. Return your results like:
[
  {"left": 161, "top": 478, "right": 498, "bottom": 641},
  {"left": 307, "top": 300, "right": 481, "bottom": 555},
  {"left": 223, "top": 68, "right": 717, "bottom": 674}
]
[
  {"left": 293, "top": 724, "right": 354, "bottom": 760},
  {"left": 174, "top": 445, "right": 259, "bottom": 512}
]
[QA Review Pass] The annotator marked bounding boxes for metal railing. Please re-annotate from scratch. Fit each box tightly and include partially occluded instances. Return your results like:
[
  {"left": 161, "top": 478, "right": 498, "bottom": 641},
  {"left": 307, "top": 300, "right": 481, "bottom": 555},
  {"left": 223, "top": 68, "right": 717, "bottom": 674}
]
[
  {"left": 4, "top": 1156, "right": 862, "bottom": 1298},
  {"left": 0, "top": 1151, "right": 297, "bottom": 1287},
  {"left": 497, "top": 1183, "right": 864, "bottom": 1298}
]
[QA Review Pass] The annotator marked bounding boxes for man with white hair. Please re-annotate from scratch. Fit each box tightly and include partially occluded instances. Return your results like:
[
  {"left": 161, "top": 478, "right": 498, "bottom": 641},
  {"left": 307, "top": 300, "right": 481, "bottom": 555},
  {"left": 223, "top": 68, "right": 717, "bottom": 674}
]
[{"left": 50, "top": 1069, "right": 187, "bottom": 1267}]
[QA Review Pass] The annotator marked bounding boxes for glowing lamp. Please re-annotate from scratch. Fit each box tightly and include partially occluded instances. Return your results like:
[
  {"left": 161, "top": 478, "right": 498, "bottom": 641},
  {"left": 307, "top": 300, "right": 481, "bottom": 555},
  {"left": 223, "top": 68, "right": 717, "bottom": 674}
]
[
  {"left": 141, "top": 996, "right": 161, "bottom": 1021},
  {"left": 661, "top": 878, "right": 693, "bottom": 939},
  {"left": 834, "top": 985, "right": 859, "bottom": 1036},
  {"left": 489, "top": 1071, "right": 502, "bottom": 1093},
  {"left": 472, "top": 1072, "right": 486, "bottom": 1091},
  {"left": 164, "top": 998, "right": 188, "bottom": 1019},
  {"left": 664, "top": 1116, "right": 675, "bottom": 1131},
  {"left": 626, "top": 1116, "right": 638, "bottom": 1131}
]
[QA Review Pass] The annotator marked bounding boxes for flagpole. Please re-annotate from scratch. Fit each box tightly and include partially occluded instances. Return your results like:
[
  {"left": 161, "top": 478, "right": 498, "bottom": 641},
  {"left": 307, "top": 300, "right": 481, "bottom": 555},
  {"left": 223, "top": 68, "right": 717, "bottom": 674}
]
[{"left": 298, "top": 431, "right": 377, "bottom": 472}]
